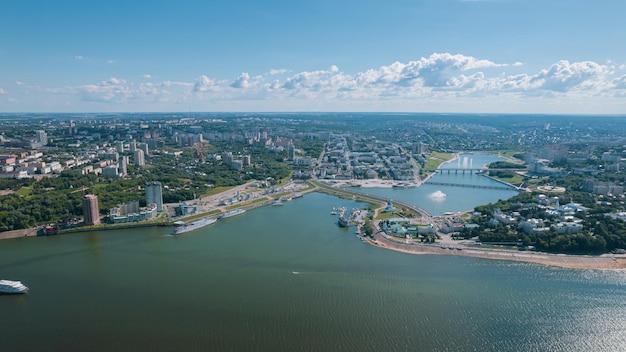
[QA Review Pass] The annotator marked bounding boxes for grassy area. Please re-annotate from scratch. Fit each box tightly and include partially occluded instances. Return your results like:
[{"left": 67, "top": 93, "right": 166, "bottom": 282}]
[
  {"left": 179, "top": 209, "right": 222, "bottom": 222},
  {"left": 375, "top": 211, "right": 398, "bottom": 220},
  {"left": 275, "top": 173, "right": 294, "bottom": 186},
  {"left": 15, "top": 186, "right": 33, "bottom": 197},
  {"left": 423, "top": 151, "right": 456, "bottom": 170},
  {"left": 490, "top": 175, "right": 525, "bottom": 184},
  {"left": 201, "top": 185, "right": 237, "bottom": 197},
  {"left": 492, "top": 150, "right": 524, "bottom": 160},
  {"left": 225, "top": 197, "right": 268, "bottom": 210}
]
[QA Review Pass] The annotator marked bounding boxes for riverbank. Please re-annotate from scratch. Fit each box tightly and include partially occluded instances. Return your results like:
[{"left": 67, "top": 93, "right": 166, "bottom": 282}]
[
  {"left": 3, "top": 176, "right": 625, "bottom": 270},
  {"left": 369, "top": 230, "right": 626, "bottom": 270}
]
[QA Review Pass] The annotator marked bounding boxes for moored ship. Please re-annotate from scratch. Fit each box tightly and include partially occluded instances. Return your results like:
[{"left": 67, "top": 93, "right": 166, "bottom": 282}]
[
  {"left": 0, "top": 280, "right": 29, "bottom": 294},
  {"left": 172, "top": 217, "right": 217, "bottom": 235},
  {"left": 219, "top": 208, "right": 246, "bottom": 219}
]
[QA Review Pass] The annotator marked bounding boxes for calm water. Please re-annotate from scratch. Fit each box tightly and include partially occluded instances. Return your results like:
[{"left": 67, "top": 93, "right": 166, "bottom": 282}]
[
  {"left": 352, "top": 153, "right": 520, "bottom": 214},
  {"left": 1, "top": 192, "right": 625, "bottom": 351}
]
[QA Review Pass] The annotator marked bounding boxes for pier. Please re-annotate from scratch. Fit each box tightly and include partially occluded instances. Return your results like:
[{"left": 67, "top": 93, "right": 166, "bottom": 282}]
[{"left": 310, "top": 181, "right": 432, "bottom": 217}]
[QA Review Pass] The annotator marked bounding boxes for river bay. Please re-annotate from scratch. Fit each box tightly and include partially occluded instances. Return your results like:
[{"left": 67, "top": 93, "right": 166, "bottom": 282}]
[
  {"left": 1, "top": 189, "right": 625, "bottom": 351},
  {"left": 350, "top": 153, "right": 520, "bottom": 214}
]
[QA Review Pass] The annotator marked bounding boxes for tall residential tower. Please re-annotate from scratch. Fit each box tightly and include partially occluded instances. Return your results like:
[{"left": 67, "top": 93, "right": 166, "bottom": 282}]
[
  {"left": 82, "top": 194, "right": 100, "bottom": 225},
  {"left": 146, "top": 181, "right": 163, "bottom": 212}
]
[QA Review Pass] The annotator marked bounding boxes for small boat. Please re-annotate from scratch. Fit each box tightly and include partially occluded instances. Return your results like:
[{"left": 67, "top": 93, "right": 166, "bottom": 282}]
[
  {"left": 0, "top": 280, "right": 29, "bottom": 294},
  {"left": 272, "top": 200, "right": 284, "bottom": 206}
]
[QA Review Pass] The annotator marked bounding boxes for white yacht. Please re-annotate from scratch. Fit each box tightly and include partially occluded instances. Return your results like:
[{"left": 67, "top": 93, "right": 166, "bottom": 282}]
[
  {"left": 218, "top": 208, "right": 246, "bottom": 219},
  {"left": 172, "top": 217, "right": 217, "bottom": 235},
  {"left": 0, "top": 280, "right": 29, "bottom": 294}
]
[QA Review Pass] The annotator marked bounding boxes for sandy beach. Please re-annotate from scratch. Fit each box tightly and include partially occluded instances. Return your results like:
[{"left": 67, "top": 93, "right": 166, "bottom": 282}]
[{"left": 370, "top": 231, "right": 626, "bottom": 270}]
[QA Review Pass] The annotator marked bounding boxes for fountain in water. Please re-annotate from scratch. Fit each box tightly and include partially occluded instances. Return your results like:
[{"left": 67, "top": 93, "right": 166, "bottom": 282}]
[{"left": 430, "top": 190, "right": 447, "bottom": 200}]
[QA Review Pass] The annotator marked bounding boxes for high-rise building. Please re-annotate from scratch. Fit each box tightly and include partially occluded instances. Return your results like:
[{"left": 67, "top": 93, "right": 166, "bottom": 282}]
[
  {"left": 116, "top": 141, "right": 125, "bottom": 153},
  {"left": 288, "top": 146, "right": 296, "bottom": 160},
  {"left": 130, "top": 140, "right": 137, "bottom": 152},
  {"left": 146, "top": 181, "right": 163, "bottom": 212},
  {"left": 118, "top": 156, "right": 128, "bottom": 176},
  {"left": 82, "top": 194, "right": 100, "bottom": 225},
  {"left": 134, "top": 149, "right": 145, "bottom": 167},
  {"left": 35, "top": 130, "right": 47, "bottom": 146},
  {"left": 141, "top": 143, "right": 149, "bottom": 156}
]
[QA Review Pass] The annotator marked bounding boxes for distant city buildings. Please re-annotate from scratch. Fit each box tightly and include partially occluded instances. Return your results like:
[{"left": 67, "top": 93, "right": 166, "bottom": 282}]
[
  {"left": 82, "top": 194, "right": 100, "bottom": 226},
  {"left": 223, "top": 152, "right": 251, "bottom": 171}
]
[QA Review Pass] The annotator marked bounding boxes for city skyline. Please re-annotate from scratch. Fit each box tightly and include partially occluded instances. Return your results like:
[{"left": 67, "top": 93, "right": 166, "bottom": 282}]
[{"left": 1, "top": 0, "right": 626, "bottom": 114}]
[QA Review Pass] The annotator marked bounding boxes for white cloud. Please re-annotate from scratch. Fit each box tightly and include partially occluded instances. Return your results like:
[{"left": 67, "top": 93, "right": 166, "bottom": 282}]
[
  {"left": 75, "top": 55, "right": 84, "bottom": 60},
  {"left": 107, "top": 60, "right": 114, "bottom": 64},
  {"left": 15, "top": 81, "right": 26, "bottom": 86},
  {"left": 160, "top": 80, "right": 193, "bottom": 87},
  {"left": 282, "top": 65, "right": 351, "bottom": 92},
  {"left": 532, "top": 60, "right": 611, "bottom": 92},
  {"left": 613, "top": 75, "right": 626, "bottom": 89},
  {"left": 0, "top": 88, "right": 6, "bottom": 94},
  {"left": 7, "top": 52, "right": 626, "bottom": 113},
  {"left": 78, "top": 77, "right": 133, "bottom": 102},
  {"left": 231, "top": 72, "right": 262, "bottom": 89},
  {"left": 353, "top": 53, "right": 504, "bottom": 89},
  {"left": 269, "top": 68, "right": 289, "bottom": 75},
  {"left": 193, "top": 75, "right": 219, "bottom": 92}
]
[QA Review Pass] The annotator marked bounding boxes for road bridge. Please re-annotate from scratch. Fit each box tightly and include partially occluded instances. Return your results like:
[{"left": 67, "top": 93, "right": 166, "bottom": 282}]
[
  {"left": 422, "top": 168, "right": 527, "bottom": 174},
  {"left": 425, "top": 181, "right": 520, "bottom": 191}
]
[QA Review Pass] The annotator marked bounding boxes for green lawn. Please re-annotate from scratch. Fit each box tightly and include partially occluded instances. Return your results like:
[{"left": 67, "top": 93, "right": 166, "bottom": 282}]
[
  {"left": 490, "top": 175, "right": 525, "bottom": 184},
  {"left": 375, "top": 211, "right": 398, "bottom": 220},
  {"left": 201, "top": 185, "right": 237, "bottom": 197},
  {"left": 424, "top": 151, "right": 456, "bottom": 170},
  {"left": 15, "top": 186, "right": 33, "bottom": 197}
]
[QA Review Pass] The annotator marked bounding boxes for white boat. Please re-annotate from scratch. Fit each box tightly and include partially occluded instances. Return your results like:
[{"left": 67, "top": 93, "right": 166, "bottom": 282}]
[
  {"left": 219, "top": 208, "right": 246, "bottom": 219},
  {"left": 172, "top": 217, "right": 217, "bottom": 235},
  {"left": 272, "top": 200, "right": 284, "bottom": 206},
  {"left": 0, "top": 280, "right": 29, "bottom": 294}
]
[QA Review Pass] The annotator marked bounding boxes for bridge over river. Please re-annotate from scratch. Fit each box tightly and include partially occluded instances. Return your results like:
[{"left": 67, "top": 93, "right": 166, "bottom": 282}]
[
  {"left": 422, "top": 168, "right": 527, "bottom": 174},
  {"left": 425, "top": 181, "right": 520, "bottom": 191}
]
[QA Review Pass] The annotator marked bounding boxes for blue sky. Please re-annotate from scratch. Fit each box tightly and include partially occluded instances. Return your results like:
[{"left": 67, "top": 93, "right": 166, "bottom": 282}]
[{"left": 1, "top": 0, "right": 626, "bottom": 113}]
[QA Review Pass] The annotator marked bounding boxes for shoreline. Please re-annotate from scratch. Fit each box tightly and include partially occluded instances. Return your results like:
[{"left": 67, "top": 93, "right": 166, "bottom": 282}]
[
  {"left": 2, "top": 176, "right": 625, "bottom": 270},
  {"left": 369, "top": 231, "right": 626, "bottom": 270}
]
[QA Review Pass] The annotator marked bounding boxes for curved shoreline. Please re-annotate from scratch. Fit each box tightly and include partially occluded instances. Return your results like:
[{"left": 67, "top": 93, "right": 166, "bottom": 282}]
[
  {"left": 368, "top": 229, "right": 626, "bottom": 270},
  {"left": 2, "top": 178, "right": 625, "bottom": 270}
]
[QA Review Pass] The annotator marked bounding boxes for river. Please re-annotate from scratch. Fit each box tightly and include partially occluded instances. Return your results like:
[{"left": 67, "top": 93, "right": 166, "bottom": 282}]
[{"left": 1, "top": 188, "right": 625, "bottom": 351}]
